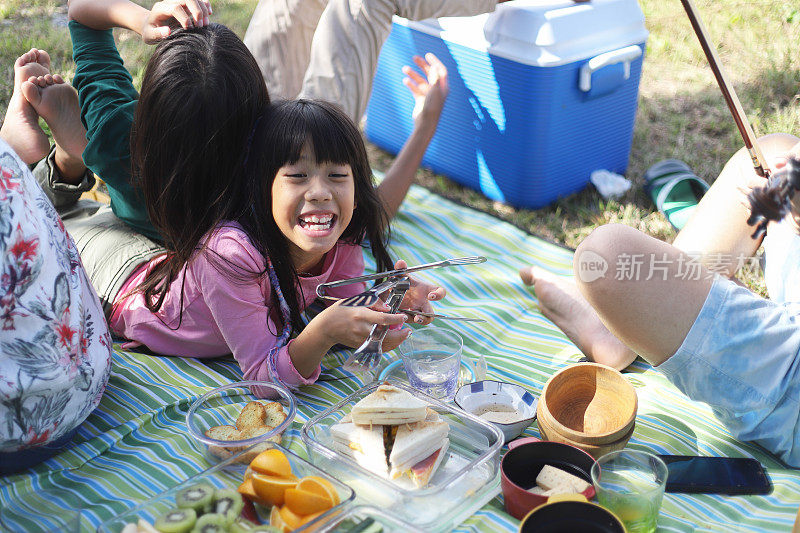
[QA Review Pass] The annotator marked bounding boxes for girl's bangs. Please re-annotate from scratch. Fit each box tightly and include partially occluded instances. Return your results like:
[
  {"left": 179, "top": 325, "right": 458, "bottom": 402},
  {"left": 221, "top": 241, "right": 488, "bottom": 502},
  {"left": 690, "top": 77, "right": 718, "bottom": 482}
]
[{"left": 275, "top": 102, "right": 359, "bottom": 167}]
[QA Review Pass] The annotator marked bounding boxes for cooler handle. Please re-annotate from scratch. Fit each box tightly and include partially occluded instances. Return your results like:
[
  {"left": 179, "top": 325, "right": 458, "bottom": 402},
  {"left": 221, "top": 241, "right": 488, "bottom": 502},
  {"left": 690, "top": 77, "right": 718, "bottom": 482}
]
[{"left": 579, "top": 45, "right": 643, "bottom": 92}]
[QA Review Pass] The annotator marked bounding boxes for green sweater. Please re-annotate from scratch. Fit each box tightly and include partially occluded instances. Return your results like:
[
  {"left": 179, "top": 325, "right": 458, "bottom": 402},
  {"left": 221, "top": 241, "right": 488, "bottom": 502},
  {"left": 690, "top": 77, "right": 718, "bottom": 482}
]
[{"left": 70, "top": 21, "right": 160, "bottom": 241}]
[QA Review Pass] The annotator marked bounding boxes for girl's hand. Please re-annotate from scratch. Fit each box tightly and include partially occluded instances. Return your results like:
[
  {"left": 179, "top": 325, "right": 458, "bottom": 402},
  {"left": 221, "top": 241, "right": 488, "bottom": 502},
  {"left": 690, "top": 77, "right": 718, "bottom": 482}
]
[
  {"left": 402, "top": 53, "right": 449, "bottom": 126},
  {"left": 142, "top": 0, "right": 212, "bottom": 43},
  {"left": 315, "top": 300, "right": 411, "bottom": 350},
  {"left": 393, "top": 260, "right": 446, "bottom": 325}
]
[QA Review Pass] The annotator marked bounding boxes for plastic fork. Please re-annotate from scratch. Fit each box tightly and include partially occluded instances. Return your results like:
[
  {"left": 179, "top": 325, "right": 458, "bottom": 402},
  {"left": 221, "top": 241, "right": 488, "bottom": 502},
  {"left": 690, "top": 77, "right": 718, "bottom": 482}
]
[{"left": 343, "top": 278, "right": 411, "bottom": 373}]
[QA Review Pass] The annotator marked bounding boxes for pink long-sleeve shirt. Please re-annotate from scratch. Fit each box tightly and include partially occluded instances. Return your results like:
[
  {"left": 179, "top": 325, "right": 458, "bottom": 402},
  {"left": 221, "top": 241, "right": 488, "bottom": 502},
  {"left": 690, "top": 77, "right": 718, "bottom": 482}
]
[{"left": 109, "top": 223, "right": 366, "bottom": 388}]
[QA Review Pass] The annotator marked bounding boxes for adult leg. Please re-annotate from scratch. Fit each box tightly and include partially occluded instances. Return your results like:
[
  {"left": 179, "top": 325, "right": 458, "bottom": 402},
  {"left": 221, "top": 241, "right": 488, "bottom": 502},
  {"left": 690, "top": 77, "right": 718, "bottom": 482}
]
[
  {"left": 522, "top": 135, "right": 800, "bottom": 368},
  {"left": 574, "top": 224, "right": 713, "bottom": 367},
  {"left": 673, "top": 133, "right": 800, "bottom": 276},
  {"left": 519, "top": 265, "right": 638, "bottom": 370},
  {"left": 300, "top": 0, "right": 497, "bottom": 122},
  {"left": 243, "top": 0, "right": 328, "bottom": 100}
]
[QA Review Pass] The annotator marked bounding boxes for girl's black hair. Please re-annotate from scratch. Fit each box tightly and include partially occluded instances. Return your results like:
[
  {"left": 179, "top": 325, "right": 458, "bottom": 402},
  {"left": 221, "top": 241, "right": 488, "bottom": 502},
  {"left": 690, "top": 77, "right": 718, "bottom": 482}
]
[
  {"left": 129, "top": 23, "right": 269, "bottom": 314},
  {"left": 239, "top": 99, "right": 393, "bottom": 333}
]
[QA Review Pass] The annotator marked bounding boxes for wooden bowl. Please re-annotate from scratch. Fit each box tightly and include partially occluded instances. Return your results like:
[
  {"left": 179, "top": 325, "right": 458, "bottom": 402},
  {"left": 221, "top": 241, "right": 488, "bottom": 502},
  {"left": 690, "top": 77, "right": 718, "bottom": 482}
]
[
  {"left": 537, "top": 363, "right": 637, "bottom": 445},
  {"left": 537, "top": 412, "right": 635, "bottom": 459}
]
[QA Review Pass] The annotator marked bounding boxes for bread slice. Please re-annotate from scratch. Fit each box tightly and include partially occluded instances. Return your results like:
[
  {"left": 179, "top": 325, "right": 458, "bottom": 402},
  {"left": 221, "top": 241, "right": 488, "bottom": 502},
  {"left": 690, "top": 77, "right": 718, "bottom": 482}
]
[
  {"left": 535, "top": 465, "right": 591, "bottom": 493},
  {"left": 527, "top": 486, "right": 556, "bottom": 496},
  {"left": 351, "top": 384, "right": 428, "bottom": 425},
  {"left": 236, "top": 401, "right": 268, "bottom": 431},
  {"left": 263, "top": 402, "right": 287, "bottom": 428}
]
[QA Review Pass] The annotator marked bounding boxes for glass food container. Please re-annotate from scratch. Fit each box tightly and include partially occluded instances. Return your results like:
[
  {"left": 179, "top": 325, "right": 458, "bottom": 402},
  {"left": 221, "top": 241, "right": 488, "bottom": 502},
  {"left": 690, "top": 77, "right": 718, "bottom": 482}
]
[
  {"left": 97, "top": 442, "right": 355, "bottom": 533},
  {"left": 301, "top": 380, "right": 504, "bottom": 532}
]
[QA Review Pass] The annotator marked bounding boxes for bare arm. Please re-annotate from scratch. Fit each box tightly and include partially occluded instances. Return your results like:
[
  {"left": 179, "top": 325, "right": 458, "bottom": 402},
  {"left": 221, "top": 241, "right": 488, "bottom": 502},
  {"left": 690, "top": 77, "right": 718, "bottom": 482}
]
[
  {"left": 68, "top": 0, "right": 210, "bottom": 42},
  {"left": 377, "top": 53, "right": 449, "bottom": 222},
  {"left": 68, "top": 0, "right": 149, "bottom": 33}
]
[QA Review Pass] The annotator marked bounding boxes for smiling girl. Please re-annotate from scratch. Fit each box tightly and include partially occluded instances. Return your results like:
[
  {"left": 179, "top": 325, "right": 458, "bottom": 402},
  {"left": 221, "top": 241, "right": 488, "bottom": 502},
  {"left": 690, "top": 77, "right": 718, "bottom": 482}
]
[{"left": 110, "top": 99, "right": 444, "bottom": 387}]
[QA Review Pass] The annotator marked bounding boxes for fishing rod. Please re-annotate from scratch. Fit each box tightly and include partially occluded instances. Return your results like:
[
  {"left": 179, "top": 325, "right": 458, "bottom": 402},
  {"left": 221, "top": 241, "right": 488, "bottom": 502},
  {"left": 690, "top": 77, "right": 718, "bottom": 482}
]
[{"left": 680, "top": 0, "right": 800, "bottom": 238}]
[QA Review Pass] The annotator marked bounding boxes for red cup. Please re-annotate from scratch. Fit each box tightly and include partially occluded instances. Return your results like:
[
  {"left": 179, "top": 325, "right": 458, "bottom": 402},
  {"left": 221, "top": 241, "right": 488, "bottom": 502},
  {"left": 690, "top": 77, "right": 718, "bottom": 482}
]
[{"left": 501, "top": 437, "right": 598, "bottom": 520}]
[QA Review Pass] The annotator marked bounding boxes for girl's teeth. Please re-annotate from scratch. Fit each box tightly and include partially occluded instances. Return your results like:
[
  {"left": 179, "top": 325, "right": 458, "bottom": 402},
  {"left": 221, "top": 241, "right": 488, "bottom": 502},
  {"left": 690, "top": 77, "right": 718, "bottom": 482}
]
[{"left": 300, "top": 214, "right": 334, "bottom": 229}]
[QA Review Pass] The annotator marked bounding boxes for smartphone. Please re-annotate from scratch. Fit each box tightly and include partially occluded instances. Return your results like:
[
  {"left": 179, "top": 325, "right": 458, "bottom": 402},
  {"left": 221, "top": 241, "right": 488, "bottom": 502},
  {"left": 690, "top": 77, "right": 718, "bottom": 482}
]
[{"left": 658, "top": 455, "right": 771, "bottom": 495}]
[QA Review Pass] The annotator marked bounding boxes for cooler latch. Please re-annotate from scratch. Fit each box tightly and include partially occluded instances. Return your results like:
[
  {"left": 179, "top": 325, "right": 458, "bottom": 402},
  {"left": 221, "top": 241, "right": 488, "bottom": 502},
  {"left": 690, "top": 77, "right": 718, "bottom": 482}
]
[{"left": 579, "top": 45, "right": 643, "bottom": 95}]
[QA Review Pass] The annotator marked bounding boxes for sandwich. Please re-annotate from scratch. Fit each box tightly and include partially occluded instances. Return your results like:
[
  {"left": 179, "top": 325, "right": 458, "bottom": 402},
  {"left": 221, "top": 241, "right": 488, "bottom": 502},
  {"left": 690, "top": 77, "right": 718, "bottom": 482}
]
[
  {"left": 350, "top": 384, "right": 429, "bottom": 425},
  {"left": 330, "top": 385, "right": 450, "bottom": 488},
  {"left": 330, "top": 421, "right": 389, "bottom": 476},
  {"left": 388, "top": 416, "right": 450, "bottom": 487}
]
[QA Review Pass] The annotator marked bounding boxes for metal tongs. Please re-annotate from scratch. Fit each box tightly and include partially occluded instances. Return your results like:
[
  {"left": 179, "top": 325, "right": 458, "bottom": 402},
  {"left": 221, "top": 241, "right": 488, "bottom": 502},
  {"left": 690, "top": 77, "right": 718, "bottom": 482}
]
[{"left": 316, "top": 256, "right": 487, "bottom": 372}]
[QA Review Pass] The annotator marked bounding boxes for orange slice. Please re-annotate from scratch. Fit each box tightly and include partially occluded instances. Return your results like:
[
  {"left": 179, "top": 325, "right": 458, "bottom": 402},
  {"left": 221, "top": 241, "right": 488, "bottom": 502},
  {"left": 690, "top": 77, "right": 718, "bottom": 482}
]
[
  {"left": 279, "top": 504, "right": 304, "bottom": 529},
  {"left": 250, "top": 449, "right": 293, "bottom": 478},
  {"left": 296, "top": 476, "right": 340, "bottom": 506},
  {"left": 237, "top": 478, "right": 260, "bottom": 501},
  {"left": 270, "top": 505, "right": 289, "bottom": 533},
  {"left": 284, "top": 488, "right": 334, "bottom": 516},
  {"left": 299, "top": 510, "right": 326, "bottom": 526},
  {"left": 251, "top": 472, "right": 298, "bottom": 506}
]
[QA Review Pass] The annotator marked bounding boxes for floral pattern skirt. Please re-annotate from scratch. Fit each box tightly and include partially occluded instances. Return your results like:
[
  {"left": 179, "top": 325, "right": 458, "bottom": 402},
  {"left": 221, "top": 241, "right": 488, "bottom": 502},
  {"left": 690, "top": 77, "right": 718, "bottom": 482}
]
[{"left": 0, "top": 141, "right": 111, "bottom": 458}]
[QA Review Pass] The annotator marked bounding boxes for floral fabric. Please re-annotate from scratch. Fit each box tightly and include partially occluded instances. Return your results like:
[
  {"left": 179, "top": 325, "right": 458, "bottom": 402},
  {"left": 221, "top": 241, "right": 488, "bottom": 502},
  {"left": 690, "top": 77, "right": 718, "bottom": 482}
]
[{"left": 0, "top": 141, "right": 111, "bottom": 452}]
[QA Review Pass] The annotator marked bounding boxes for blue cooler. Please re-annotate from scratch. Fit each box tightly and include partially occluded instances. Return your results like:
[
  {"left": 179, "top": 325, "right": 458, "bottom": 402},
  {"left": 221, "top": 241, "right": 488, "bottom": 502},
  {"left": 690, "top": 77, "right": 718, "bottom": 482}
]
[{"left": 365, "top": 0, "right": 648, "bottom": 208}]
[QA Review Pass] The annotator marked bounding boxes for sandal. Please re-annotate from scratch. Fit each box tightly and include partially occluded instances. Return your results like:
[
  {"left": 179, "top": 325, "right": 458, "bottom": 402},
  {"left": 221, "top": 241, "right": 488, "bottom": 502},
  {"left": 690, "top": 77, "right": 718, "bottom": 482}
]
[{"left": 644, "top": 159, "right": 710, "bottom": 230}]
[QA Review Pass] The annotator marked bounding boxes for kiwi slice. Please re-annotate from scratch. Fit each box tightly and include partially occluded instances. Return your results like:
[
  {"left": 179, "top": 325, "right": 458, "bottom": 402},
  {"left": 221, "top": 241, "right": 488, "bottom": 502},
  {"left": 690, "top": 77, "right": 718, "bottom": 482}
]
[
  {"left": 190, "top": 513, "right": 229, "bottom": 533},
  {"left": 153, "top": 507, "right": 197, "bottom": 533},
  {"left": 212, "top": 488, "right": 244, "bottom": 524},
  {"left": 228, "top": 521, "right": 254, "bottom": 533},
  {"left": 175, "top": 484, "right": 215, "bottom": 513}
]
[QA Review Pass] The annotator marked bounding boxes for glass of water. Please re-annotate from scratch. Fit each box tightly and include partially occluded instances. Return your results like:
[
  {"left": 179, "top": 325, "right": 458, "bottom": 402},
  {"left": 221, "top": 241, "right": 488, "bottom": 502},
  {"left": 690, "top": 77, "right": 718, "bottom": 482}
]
[
  {"left": 396, "top": 327, "right": 463, "bottom": 401},
  {"left": 591, "top": 450, "right": 668, "bottom": 533}
]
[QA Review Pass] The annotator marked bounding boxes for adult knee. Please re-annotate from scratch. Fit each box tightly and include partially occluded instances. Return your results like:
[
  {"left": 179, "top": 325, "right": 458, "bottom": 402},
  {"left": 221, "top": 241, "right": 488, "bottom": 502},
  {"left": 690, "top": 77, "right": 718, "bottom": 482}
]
[{"left": 573, "top": 224, "right": 638, "bottom": 299}]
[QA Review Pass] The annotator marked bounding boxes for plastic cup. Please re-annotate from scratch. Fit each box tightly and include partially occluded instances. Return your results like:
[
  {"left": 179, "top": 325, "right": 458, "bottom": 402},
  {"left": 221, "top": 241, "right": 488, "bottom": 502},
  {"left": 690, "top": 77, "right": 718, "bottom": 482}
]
[
  {"left": 591, "top": 450, "right": 668, "bottom": 533},
  {"left": 396, "top": 327, "right": 463, "bottom": 401}
]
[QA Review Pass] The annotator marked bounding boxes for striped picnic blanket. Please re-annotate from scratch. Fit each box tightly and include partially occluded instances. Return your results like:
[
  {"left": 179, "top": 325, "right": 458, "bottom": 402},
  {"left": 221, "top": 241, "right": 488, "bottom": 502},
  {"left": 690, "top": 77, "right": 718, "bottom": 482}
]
[{"left": 2, "top": 182, "right": 799, "bottom": 532}]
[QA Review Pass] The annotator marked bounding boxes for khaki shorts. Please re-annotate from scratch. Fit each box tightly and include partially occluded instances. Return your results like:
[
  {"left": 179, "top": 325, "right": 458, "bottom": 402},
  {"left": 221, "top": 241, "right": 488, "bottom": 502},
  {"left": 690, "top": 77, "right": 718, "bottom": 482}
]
[
  {"left": 32, "top": 146, "right": 164, "bottom": 313},
  {"left": 244, "top": 0, "right": 498, "bottom": 121}
]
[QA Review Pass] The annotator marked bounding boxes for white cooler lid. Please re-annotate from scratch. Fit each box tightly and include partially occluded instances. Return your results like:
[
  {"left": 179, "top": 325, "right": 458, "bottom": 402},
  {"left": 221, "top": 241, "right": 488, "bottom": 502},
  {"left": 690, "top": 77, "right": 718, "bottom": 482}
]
[{"left": 397, "top": 0, "right": 648, "bottom": 67}]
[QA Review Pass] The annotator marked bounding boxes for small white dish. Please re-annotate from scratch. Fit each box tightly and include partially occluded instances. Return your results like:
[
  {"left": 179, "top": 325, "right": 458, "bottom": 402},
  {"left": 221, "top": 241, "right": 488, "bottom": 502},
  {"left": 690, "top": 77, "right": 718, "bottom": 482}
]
[{"left": 454, "top": 380, "right": 537, "bottom": 444}]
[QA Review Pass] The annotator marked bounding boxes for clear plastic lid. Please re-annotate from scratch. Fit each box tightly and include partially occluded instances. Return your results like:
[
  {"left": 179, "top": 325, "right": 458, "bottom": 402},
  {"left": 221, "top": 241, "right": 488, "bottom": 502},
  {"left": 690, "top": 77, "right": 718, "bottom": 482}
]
[{"left": 301, "top": 381, "right": 504, "bottom": 529}]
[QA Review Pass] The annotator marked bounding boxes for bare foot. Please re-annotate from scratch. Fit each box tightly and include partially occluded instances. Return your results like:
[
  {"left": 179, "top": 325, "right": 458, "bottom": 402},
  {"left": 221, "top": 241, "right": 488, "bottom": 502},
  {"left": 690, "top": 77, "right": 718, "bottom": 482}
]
[
  {"left": 0, "top": 49, "right": 51, "bottom": 164},
  {"left": 520, "top": 266, "right": 638, "bottom": 370},
  {"left": 22, "top": 74, "right": 87, "bottom": 165}
]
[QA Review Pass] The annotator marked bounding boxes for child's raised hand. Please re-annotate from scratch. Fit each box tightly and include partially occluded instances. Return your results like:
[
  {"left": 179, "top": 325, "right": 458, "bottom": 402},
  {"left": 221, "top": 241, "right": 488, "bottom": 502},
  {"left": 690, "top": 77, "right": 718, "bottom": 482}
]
[
  {"left": 314, "top": 300, "right": 411, "bottom": 350},
  {"left": 142, "top": 0, "right": 212, "bottom": 43},
  {"left": 402, "top": 53, "right": 449, "bottom": 125},
  {"left": 393, "top": 260, "right": 447, "bottom": 325}
]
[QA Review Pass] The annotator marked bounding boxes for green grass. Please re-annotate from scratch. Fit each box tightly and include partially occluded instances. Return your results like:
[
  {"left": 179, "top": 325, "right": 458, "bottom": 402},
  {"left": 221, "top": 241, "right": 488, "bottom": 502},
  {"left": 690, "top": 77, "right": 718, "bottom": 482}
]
[{"left": 0, "top": 0, "right": 797, "bottom": 294}]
